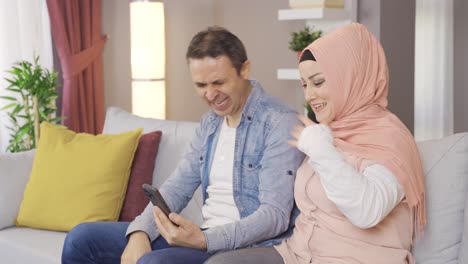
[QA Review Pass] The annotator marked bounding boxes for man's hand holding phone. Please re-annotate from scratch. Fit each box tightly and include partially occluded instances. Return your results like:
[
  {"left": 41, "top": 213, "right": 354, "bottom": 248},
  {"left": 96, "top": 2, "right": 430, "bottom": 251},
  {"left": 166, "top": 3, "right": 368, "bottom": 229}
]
[
  {"left": 142, "top": 184, "right": 207, "bottom": 251},
  {"left": 142, "top": 184, "right": 172, "bottom": 217}
]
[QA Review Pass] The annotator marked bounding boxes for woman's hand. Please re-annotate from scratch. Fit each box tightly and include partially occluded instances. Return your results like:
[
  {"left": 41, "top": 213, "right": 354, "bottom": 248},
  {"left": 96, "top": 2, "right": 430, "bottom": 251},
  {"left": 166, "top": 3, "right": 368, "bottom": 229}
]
[
  {"left": 153, "top": 207, "right": 207, "bottom": 251},
  {"left": 289, "top": 115, "right": 315, "bottom": 148},
  {"left": 289, "top": 115, "right": 334, "bottom": 161}
]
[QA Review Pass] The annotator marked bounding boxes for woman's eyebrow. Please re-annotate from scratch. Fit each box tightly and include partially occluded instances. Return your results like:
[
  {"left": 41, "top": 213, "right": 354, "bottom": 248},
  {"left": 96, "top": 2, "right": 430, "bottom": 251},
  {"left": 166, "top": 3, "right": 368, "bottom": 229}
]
[{"left": 308, "top": 72, "right": 323, "bottom": 80}]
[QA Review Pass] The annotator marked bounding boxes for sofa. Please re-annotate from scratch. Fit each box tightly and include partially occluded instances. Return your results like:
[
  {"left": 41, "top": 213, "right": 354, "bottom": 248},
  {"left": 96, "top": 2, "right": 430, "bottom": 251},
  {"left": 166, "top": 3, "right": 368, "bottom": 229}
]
[{"left": 0, "top": 106, "right": 467, "bottom": 264}]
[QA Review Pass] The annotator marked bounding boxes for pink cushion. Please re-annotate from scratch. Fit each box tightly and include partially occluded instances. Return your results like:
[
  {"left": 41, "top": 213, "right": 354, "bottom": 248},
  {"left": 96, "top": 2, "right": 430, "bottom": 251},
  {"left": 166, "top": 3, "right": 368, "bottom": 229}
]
[{"left": 119, "top": 131, "right": 162, "bottom": 222}]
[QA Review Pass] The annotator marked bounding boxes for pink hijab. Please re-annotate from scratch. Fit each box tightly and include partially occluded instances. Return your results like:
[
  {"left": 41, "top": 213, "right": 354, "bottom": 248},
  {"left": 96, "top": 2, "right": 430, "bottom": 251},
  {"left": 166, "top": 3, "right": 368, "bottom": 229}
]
[{"left": 303, "top": 23, "right": 426, "bottom": 236}]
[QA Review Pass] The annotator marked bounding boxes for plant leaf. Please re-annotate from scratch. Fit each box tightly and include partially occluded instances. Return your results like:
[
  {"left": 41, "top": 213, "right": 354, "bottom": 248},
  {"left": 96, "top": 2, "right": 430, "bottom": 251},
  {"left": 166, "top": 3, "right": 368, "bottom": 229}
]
[
  {"left": 0, "top": 96, "right": 17, "bottom": 101},
  {"left": 0, "top": 103, "right": 16, "bottom": 110}
]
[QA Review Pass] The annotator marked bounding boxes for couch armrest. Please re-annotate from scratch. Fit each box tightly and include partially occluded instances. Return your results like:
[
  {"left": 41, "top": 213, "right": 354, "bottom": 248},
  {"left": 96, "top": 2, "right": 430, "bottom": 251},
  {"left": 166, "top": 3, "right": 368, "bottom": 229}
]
[{"left": 0, "top": 150, "right": 35, "bottom": 229}]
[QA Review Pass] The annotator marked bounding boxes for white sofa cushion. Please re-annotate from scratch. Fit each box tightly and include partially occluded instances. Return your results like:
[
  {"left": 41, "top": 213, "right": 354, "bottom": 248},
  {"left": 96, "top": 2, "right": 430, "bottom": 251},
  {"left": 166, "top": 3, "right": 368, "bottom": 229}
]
[
  {"left": 0, "top": 150, "right": 35, "bottom": 230},
  {"left": 0, "top": 227, "right": 65, "bottom": 264},
  {"left": 102, "top": 107, "right": 203, "bottom": 224},
  {"left": 412, "top": 133, "right": 468, "bottom": 263}
]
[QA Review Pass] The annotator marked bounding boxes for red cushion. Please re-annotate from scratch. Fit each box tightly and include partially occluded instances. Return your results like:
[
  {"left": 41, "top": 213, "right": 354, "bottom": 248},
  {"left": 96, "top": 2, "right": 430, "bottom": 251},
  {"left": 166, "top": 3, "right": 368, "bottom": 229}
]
[{"left": 119, "top": 131, "right": 162, "bottom": 222}]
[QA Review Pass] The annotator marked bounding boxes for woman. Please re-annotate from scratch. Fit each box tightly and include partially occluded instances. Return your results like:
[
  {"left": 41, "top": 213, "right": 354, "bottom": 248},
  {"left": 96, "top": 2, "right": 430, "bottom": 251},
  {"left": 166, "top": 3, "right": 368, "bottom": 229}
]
[{"left": 205, "top": 22, "right": 426, "bottom": 264}]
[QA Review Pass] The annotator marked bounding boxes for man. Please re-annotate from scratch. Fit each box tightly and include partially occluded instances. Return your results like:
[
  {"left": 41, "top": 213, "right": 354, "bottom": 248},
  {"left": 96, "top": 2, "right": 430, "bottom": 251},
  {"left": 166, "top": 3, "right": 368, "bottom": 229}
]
[{"left": 62, "top": 27, "right": 304, "bottom": 264}]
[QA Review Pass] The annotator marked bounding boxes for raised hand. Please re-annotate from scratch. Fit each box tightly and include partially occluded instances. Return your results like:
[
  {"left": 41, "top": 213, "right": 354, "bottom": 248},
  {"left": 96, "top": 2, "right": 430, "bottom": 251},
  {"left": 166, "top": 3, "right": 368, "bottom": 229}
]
[{"left": 288, "top": 114, "right": 315, "bottom": 148}]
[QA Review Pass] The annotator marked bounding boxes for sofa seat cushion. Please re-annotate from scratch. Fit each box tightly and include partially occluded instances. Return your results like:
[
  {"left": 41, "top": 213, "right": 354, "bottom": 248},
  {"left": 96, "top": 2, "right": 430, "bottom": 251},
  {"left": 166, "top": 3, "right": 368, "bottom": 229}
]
[
  {"left": 0, "top": 227, "right": 65, "bottom": 264},
  {"left": 412, "top": 133, "right": 468, "bottom": 263}
]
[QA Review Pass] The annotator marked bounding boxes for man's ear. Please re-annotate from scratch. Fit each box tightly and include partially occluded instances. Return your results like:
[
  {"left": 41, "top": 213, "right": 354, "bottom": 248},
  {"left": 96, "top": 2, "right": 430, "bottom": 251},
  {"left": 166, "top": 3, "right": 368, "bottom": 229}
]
[{"left": 240, "top": 60, "right": 251, "bottom": 80}]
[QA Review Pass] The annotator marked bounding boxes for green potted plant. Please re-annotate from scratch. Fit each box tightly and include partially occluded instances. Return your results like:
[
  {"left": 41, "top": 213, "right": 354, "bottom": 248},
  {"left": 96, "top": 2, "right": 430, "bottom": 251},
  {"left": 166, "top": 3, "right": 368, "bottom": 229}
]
[
  {"left": 0, "top": 55, "right": 64, "bottom": 152},
  {"left": 288, "top": 26, "right": 322, "bottom": 59}
]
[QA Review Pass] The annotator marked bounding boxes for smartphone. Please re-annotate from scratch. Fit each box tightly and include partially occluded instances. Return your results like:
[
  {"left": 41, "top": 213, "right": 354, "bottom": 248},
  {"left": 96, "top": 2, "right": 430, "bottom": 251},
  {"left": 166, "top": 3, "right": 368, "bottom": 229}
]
[{"left": 142, "top": 183, "right": 172, "bottom": 217}]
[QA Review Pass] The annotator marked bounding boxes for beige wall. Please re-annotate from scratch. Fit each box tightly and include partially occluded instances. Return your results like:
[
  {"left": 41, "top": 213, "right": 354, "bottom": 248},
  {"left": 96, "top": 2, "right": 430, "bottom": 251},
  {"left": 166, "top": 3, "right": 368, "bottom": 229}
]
[
  {"left": 102, "top": 0, "right": 315, "bottom": 122},
  {"left": 103, "top": 0, "right": 467, "bottom": 132},
  {"left": 213, "top": 0, "right": 306, "bottom": 116},
  {"left": 164, "top": 0, "right": 217, "bottom": 121},
  {"left": 102, "top": 0, "right": 132, "bottom": 113}
]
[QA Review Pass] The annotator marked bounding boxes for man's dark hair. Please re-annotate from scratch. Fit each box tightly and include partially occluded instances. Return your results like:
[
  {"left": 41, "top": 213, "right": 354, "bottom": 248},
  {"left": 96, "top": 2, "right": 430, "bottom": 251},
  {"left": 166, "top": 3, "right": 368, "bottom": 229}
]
[{"left": 186, "top": 26, "right": 248, "bottom": 75}]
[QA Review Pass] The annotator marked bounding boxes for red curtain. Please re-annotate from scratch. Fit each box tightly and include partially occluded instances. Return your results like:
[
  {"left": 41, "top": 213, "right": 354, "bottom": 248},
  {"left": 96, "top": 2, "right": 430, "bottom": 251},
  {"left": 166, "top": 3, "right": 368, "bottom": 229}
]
[{"left": 47, "top": 0, "right": 106, "bottom": 134}]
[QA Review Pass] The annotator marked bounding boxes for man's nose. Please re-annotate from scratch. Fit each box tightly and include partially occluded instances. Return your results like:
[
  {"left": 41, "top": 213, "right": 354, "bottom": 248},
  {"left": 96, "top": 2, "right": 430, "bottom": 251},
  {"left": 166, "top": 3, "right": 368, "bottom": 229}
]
[{"left": 206, "top": 86, "right": 218, "bottom": 101}]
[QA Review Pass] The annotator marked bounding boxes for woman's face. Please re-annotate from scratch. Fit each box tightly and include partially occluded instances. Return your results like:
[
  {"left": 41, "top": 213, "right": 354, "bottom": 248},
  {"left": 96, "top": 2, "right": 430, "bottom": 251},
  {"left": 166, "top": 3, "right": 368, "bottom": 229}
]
[{"left": 298, "top": 60, "right": 335, "bottom": 125}]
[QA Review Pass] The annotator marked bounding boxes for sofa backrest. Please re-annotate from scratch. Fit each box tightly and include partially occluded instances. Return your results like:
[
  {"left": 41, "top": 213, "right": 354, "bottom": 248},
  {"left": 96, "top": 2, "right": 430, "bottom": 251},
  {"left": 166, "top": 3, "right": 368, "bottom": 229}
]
[
  {"left": 412, "top": 132, "right": 468, "bottom": 263},
  {"left": 102, "top": 107, "right": 203, "bottom": 224},
  {"left": 103, "top": 107, "right": 468, "bottom": 261}
]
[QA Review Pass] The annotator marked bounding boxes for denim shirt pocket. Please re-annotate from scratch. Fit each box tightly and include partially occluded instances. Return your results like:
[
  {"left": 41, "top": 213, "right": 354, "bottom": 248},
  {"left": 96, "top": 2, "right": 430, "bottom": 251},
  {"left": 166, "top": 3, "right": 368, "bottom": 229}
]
[{"left": 241, "top": 154, "right": 262, "bottom": 192}]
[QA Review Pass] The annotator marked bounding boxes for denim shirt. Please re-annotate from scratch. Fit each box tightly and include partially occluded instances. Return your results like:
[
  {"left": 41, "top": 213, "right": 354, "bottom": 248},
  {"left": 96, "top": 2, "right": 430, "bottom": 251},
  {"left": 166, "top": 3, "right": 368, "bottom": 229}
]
[{"left": 127, "top": 80, "right": 304, "bottom": 253}]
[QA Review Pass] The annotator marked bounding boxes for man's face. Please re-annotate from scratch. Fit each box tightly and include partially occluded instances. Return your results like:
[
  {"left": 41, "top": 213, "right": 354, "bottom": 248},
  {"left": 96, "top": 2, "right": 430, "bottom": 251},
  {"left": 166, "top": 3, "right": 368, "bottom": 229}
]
[{"left": 188, "top": 56, "right": 251, "bottom": 121}]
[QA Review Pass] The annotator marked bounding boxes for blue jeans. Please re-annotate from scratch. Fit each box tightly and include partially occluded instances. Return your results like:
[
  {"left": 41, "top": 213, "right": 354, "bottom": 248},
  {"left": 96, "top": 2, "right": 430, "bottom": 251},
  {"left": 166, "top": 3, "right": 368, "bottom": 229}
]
[{"left": 62, "top": 222, "right": 210, "bottom": 264}]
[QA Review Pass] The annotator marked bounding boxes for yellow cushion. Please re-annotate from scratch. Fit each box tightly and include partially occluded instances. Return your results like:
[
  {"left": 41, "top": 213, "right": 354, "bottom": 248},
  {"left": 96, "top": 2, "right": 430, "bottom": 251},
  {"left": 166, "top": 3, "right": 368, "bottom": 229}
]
[{"left": 15, "top": 122, "right": 142, "bottom": 231}]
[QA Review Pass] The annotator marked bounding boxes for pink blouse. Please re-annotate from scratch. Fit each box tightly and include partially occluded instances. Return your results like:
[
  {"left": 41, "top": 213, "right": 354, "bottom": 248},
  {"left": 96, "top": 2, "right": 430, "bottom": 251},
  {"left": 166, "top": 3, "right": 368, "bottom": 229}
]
[{"left": 275, "top": 159, "right": 415, "bottom": 264}]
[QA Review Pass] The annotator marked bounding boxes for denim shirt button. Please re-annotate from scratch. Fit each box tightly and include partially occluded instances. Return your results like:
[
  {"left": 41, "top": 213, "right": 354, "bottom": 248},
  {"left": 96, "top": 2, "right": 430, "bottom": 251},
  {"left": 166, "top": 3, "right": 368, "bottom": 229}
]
[
  {"left": 199, "top": 156, "right": 203, "bottom": 161},
  {"left": 247, "top": 116, "right": 252, "bottom": 121},
  {"left": 287, "top": 170, "right": 293, "bottom": 175},
  {"left": 248, "top": 163, "right": 253, "bottom": 168}
]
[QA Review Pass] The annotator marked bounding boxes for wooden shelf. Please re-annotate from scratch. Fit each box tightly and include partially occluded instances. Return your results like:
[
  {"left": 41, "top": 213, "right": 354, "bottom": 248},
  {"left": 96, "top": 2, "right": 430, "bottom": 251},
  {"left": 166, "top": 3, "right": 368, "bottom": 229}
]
[
  {"left": 277, "top": 68, "right": 300, "bottom": 80},
  {"left": 278, "top": 8, "right": 350, "bottom": 21}
]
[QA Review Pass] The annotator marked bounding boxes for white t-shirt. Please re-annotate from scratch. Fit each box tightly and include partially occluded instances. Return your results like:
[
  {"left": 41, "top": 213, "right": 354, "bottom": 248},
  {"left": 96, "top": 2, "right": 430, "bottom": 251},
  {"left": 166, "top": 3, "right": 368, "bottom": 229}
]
[{"left": 201, "top": 118, "right": 240, "bottom": 228}]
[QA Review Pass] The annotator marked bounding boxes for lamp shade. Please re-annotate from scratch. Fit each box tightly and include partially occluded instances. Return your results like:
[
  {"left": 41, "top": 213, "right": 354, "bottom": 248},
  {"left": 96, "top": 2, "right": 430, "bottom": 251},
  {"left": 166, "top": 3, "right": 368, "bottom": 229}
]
[
  {"left": 132, "top": 80, "right": 166, "bottom": 120},
  {"left": 130, "top": 1, "right": 166, "bottom": 119}
]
